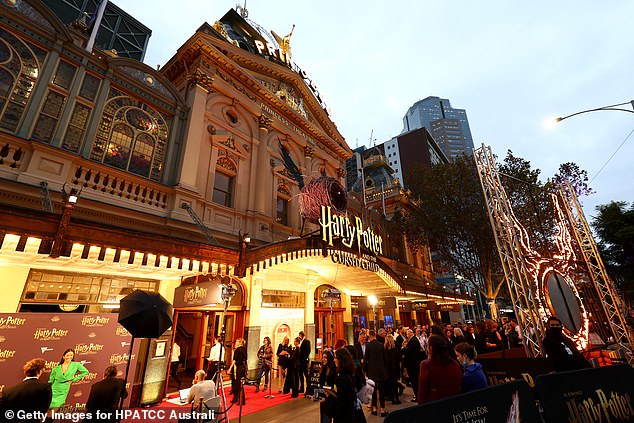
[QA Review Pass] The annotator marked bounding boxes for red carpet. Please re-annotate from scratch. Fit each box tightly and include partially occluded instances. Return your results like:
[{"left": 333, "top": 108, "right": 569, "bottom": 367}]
[
  {"left": 226, "top": 384, "right": 298, "bottom": 420},
  {"left": 122, "top": 384, "right": 298, "bottom": 423}
]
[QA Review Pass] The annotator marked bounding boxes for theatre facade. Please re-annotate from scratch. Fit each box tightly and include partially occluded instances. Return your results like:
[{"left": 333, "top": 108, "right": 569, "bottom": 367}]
[{"left": 0, "top": 0, "right": 471, "bottom": 405}]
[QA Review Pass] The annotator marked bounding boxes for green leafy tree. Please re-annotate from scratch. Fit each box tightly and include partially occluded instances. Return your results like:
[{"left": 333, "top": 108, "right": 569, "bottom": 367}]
[
  {"left": 591, "top": 201, "right": 634, "bottom": 302},
  {"left": 398, "top": 151, "right": 594, "bottom": 319},
  {"left": 398, "top": 155, "right": 505, "bottom": 318}
]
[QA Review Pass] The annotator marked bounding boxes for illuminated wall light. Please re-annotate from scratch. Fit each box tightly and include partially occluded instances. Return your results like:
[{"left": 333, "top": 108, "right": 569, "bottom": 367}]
[
  {"left": 159, "top": 256, "right": 169, "bottom": 269},
  {"left": 119, "top": 250, "right": 130, "bottom": 264},
  {"left": 23, "top": 237, "right": 42, "bottom": 254},
  {"left": 1, "top": 234, "right": 20, "bottom": 250},
  {"left": 88, "top": 245, "right": 100, "bottom": 260},
  {"left": 70, "top": 243, "right": 84, "bottom": 258}
]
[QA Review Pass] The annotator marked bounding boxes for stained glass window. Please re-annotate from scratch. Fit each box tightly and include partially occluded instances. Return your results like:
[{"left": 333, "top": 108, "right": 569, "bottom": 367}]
[
  {"left": 91, "top": 90, "right": 170, "bottom": 181},
  {"left": 62, "top": 102, "right": 91, "bottom": 153},
  {"left": 0, "top": 29, "right": 41, "bottom": 133},
  {"left": 32, "top": 91, "right": 65, "bottom": 143},
  {"left": 53, "top": 61, "right": 76, "bottom": 89},
  {"left": 104, "top": 123, "right": 133, "bottom": 169},
  {"left": 129, "top": 133, "right": 154, "bottom": 177},
  {"left": 79, "top": 73, "right": 100, "bottom": 101}
]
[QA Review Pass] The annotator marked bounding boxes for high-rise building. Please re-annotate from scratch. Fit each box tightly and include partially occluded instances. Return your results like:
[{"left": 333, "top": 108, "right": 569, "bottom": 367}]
[{"left": 402, "top": 96, "right": 474, "bottom": 160}]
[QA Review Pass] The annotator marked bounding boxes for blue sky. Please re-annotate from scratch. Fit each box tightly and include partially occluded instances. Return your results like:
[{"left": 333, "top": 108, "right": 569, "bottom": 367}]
[{"left": 117, "top": 1, "right": 634, "bottom": 219}]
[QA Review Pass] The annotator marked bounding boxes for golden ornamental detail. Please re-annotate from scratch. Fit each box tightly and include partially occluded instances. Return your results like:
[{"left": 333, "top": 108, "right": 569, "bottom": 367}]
[{"left": 258, "top": 114, "right": 273, "bottom": 130}]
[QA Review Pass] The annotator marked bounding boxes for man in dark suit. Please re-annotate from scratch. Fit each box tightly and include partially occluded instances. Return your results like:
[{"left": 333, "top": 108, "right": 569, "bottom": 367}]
[
  {"left": 298, "top": 331, "right": 311, "bottom": 393},
  {"left": 0, "top": 358, "right": 51, "bottom": 423},
  {"left": 395, "top": 327, "right": 405, "bottom": 351},
  {"left": 85, "top": 365, "right": 127, "bottom": 422},
  {"left": 364, "top": 330, "right": 388, "bottom": 416},
  {"left": 354, "top": 331, "right": 368, "bottom": 364},
  {"left": 402, "top": 329, "right": 423, "bottom": 402}
]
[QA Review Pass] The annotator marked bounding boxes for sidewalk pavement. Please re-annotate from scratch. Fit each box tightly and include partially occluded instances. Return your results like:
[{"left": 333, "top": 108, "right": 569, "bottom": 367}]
[{"left": 240, "top": 381, "right": 417, "bottom": 423}]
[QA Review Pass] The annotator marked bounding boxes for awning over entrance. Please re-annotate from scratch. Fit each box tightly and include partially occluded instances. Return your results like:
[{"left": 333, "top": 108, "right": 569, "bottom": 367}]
[{"left": 241, "top": 237, "right": 402, "bottom": 297}]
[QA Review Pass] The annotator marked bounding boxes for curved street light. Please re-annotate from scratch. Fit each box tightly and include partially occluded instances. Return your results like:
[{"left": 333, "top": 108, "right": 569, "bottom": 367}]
[{"left": 553, "top": 100, "right": 634, "bottom": 124}]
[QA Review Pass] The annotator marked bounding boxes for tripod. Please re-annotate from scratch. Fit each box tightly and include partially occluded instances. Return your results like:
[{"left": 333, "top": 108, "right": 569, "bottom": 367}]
[
  {"left": 212, "top": 282, "right": 236, "bottom": 423},
  {"left": 263, "top": 365, "right": 275, "bottom": 399}
]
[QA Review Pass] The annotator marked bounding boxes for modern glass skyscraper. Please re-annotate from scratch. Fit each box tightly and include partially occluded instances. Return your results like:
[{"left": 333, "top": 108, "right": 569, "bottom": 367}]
[{"left": 402, "top": 96, "right": 474, "bottom": 160}]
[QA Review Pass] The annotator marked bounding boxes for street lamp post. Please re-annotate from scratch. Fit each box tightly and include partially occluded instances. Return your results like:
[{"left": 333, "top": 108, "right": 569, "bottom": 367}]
[
  {"left": 322, "top": 288, "right": 341, "bottom": 349},
  {"left": 552, "top": 100, "right": 634, "bottom": 124}
]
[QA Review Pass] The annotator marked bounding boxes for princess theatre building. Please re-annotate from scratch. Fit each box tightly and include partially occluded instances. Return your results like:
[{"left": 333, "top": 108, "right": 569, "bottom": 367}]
[{"left": 0, "top": 1, "right": 471, "bottom": 405}]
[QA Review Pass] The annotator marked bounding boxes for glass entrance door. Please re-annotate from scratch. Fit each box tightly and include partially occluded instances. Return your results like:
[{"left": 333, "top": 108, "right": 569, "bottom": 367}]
[{"left": 315, "top": 310, "right": 343, "bottom": 350}]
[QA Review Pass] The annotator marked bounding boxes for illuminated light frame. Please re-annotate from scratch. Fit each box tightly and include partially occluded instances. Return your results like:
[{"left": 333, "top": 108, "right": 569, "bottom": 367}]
[{"left": 474, "top": 145, "right": 590, "bottom": 354}]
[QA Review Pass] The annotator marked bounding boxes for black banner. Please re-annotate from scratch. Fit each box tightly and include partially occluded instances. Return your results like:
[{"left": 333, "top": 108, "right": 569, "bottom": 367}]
[
  {"left": 384, "top": 379, "right": 541, "bottom": 423},
  {"left": 536, "top": 364, "right": 634, "bottom": 423},
  {"left": 478, "top": 357, "right": 554, "bottom": 389},
  {"left": 307, "top": 360, "right": 322, "bottom": 396}
]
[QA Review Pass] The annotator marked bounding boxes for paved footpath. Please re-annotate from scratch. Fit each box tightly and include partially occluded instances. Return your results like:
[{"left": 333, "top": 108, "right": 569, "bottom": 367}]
[{"left": 240, "top": 381, "right": 417, "bottom": 423}]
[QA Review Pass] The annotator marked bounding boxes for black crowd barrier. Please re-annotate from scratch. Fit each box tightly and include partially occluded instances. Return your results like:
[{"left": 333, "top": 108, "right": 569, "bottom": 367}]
[
  {"left": 386, "top": 363, "right": 634, "bottom": 423},
  {"left": 384, "top": 379, "right": 540, "bottom": 423},
  {"left": 535, "top": 364, "right": 634, "bottom": 423}
]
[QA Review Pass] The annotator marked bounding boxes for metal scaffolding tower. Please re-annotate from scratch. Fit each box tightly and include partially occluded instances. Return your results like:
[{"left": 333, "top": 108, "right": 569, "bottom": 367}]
[
  {"left": 473, "top": 145, "right": 545, "bottom": 357},
  {"left": 558, "top": 183, "right": 633, "bottom": 364},
  {"left": 474, "top": 144, "right": 633, "bottom": 364}
]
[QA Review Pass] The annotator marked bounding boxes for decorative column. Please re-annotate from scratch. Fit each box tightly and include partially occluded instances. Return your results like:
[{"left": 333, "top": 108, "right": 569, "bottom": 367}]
[
  {"left": 176, "top": 71, "right": 213, "bottom": 192},
  {"left": 254, "top": 114, "right": 273, "bottom": 214},
  {"left": 305, "top": 272, "right": 317, "bottom": 361}
]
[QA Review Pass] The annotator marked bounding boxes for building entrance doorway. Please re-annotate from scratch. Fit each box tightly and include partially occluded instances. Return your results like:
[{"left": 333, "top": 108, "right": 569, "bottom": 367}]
[
  {"left": 168, "top": 310, "right": 237, "bottom": 392},
  {"left": 315, "top": 309, "right": 344, "bottom": 350}
]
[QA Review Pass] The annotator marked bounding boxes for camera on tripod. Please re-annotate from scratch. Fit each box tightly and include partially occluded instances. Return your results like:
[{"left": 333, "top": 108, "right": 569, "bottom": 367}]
[
  {"left": 220, "top": 282, "right": 237, "bottom": 302},
  {"left": 321, "top": 288, "right": 341, "bottom": 300}
]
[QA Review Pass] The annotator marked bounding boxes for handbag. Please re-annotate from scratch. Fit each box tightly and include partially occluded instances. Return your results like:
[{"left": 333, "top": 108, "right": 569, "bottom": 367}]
[{"left": 356, "top": 377, "right": 375, "bottom": 404}]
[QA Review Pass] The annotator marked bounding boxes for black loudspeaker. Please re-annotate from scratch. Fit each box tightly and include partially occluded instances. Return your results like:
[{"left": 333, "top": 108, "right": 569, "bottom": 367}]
[{"left": 118, "top": 290, "right": 173, "bottom": 338}]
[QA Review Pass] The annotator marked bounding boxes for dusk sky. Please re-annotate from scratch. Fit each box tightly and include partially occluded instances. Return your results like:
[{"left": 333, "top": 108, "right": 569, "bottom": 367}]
[{"left": 117, "top": 1, "right": 634, "bottom": 220}]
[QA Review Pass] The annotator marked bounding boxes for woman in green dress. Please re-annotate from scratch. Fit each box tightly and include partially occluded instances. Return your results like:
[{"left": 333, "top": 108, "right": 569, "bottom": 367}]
[{"left": 48, "top": 349, "right": 89, "bottom": 409}]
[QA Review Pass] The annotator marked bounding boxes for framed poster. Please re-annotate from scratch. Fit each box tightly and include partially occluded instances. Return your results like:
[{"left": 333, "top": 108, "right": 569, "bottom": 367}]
[{"left": 154, "top": 340, "right": 166, "bottom": 358}]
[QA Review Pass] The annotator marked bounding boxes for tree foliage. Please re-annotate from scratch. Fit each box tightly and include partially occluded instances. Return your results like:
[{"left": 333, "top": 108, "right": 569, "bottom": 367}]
[
  {"left": 397, "top": 150, "right": 594, "bottom": 319},
  {"left": 398, "top": 155, "right": 505, "bottom": 307},
  {"left": 591, "top": 201, "right": 634, "bottom": 298}
]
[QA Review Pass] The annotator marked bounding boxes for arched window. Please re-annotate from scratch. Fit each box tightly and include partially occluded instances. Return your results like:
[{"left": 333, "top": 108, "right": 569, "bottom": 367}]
[
  {"left": 91, "top": 91, "right": 169, "bottom": 181},
  {"left": 0, "top": 29, "right": 41, "bottom": 133}
]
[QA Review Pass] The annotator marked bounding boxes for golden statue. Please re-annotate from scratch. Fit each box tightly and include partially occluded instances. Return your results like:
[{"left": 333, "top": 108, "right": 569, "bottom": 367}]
[{"left": 271, "top": 24, "right": 295, "bottom": 58}]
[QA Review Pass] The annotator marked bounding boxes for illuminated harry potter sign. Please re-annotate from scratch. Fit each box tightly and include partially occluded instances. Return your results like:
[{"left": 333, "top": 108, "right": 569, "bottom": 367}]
[{"left": 319, "top": 205, "right": 383, "bottom": 256}]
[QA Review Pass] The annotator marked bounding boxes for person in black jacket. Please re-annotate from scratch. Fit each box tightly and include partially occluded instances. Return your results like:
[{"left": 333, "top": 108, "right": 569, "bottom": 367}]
[
  {"left": 85, "top": 365, "right": 127, "bottom": 422},
  {"left": 402, "top": 329, "right": 423, "bottom": 402},
  {"left": 320, "top": 348, "right": 357, "bottom": 423},
  {"left": 298, "top": 331, "right": 311, "bottom": 393},
  {"left": 384, "top": 335, "right": 402, "bottom": 404},
  {"left": 283, "top": 337, "right": 301, "bottom": 397},
  {"left": 0, "top": 358, "right": 51, "bottom": 423},
  {"left": 365, "top": 330, "right": 388, "bottom": 416},
  {"left": 542, "top": 316, "right": 591, "bottom": 372}
]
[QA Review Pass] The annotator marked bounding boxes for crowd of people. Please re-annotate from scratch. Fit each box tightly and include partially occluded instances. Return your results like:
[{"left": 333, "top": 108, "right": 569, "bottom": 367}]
[{"left": 309, "top": 316, "right": 590, "bottom": 422}]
